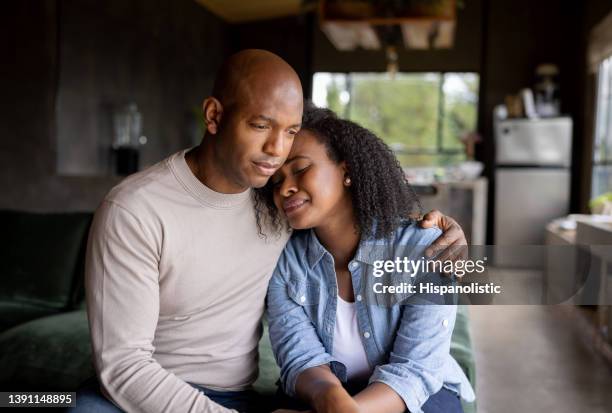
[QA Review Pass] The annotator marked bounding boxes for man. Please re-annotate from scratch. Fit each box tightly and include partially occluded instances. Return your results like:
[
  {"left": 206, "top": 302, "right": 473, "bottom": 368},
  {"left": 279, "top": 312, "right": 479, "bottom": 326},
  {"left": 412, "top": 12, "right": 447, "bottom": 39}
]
[{"left": 73, "top": 49, "right": 467, "bottom": 412}]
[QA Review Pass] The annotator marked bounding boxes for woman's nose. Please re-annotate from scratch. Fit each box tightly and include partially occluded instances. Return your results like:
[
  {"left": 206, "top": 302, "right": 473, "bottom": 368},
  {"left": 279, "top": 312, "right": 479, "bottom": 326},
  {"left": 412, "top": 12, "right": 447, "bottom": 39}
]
[{"left": 280, "top": 177, "right": 298, "bottom": 197}]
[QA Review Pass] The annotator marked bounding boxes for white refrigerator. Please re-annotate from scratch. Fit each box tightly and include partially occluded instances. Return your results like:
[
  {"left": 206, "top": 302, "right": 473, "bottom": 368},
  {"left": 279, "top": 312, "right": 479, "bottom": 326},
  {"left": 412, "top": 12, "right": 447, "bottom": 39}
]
[{"left": 494, "top": 117, "right": 572, "bottom": 266}]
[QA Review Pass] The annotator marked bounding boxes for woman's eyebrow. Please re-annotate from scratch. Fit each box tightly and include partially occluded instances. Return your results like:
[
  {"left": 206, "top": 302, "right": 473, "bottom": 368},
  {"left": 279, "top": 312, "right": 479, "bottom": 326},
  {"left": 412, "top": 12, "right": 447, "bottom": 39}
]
[{"left": 285, "top": 155, "right": 310, "bottom": 163}]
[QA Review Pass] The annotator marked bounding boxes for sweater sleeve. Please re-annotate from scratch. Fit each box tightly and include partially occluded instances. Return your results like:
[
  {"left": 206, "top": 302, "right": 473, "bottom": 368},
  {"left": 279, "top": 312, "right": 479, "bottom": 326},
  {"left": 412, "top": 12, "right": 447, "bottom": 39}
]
[{"left": 85, "top": 200, "right": 236, "bottom": 413}]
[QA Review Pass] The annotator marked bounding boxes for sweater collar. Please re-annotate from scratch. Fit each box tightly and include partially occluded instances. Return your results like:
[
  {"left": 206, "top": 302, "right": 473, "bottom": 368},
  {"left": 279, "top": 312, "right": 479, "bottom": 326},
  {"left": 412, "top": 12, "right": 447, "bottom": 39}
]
[{"left": 169, "top": 148, "right": 252, "bottom": 209}]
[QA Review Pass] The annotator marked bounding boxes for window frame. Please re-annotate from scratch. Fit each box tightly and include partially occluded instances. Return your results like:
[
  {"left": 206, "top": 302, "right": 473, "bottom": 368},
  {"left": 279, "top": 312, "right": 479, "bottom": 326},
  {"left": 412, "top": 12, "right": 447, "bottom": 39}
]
[
  {"left": 591, "top": 55, "right": 612, "bottom": 199},
  {"left": 313, "top": 71, "right": 479, "bottom": 157},
  {"left": 593, "top": 56, "right": 612, "bottom": 165}
]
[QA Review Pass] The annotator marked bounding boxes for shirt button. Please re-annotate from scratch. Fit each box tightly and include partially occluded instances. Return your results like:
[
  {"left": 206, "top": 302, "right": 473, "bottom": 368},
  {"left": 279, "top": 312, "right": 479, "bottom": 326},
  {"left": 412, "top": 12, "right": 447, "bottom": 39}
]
[
  {"left": 349, "top": 262, "right": 358, "bottom": 270},
  {"left": 363, "top": 331, "right": 371, "bottom": 339},
  {"left": 442, "top": 319, "right": 449, "bottom": 328},
  {"left": 300, "top": 295, "right": 306, "bottom": 303},
  {"left": 356, "top": 295, "right": 363, "bottom": 301}
]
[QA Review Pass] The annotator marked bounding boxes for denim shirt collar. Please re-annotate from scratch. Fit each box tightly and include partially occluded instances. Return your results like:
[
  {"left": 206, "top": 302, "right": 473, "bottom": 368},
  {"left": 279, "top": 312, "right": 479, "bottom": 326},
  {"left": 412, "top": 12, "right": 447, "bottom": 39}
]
[
  {"left": 304, "top": 228, "right": 395, "bottom": 269},
  {"left": 304, "top": 230, "right": 328, "bottom": 270}
]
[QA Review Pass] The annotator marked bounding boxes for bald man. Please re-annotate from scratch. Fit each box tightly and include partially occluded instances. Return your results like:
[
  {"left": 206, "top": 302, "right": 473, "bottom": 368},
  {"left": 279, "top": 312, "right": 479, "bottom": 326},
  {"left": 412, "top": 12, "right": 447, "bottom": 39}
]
[{"left": 73, "top": 50, "right": 467, "bottom": 413}]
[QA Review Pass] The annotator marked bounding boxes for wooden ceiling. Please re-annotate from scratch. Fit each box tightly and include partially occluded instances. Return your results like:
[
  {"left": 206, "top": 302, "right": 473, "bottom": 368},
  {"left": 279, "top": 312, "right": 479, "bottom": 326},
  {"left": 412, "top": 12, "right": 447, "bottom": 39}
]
[
  {"left": 194, "top": 1, "right": 456, "bottom": 51},
  {"left": 195, "top": 0, "right": 304, "bottom": 23}
]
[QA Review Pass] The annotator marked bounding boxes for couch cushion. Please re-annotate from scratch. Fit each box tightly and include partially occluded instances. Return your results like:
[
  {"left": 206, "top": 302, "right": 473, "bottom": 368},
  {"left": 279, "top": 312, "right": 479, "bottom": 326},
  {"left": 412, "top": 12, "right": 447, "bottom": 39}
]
[
  {"left": 253, "top": 322, "right": 280, "bottom": 394},
  {"left": 453, "top": 305, "right": 477, "bottom": 413},
  {"left": 0, "top": 210, "right": 92, "bottom": 330},
  {"left": 0, "top": 310, "right": 94, "bottom": 391}
]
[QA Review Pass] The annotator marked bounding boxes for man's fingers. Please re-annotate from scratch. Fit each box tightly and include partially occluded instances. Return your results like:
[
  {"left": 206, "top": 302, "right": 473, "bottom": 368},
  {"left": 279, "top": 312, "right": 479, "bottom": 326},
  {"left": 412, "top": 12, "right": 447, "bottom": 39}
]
[
  {"left": 423, "top": 209, "right": 441, "bottom": 219},
  {"left": 435, "top": 242, "right": 459, "bottom": 262},
  {"left": 420, "top": 209, "right": 442, "bottom": 228},
  {"left": 425, "top": 241, "right": 447, "bottom": 258},
  {"left": 430, "top": 240, "right": 468, "bottom": 263},
  {"left": 449, "top": 242, "right": 469, "bottom": 262},
  {"left": 425, "top": 227, "right": 460, "bottom": 257},
  {"left": 420, "top": 219, "right": 434, "bottom": 229},
  {"left": 420, "top": 216, "right": 436, "bottom": 229},
  {"left": 449, "top": 240, "right": 469, "bottom": 260},
  {"left": 425, "top": 243, "right": 441, "bottom": 258}
]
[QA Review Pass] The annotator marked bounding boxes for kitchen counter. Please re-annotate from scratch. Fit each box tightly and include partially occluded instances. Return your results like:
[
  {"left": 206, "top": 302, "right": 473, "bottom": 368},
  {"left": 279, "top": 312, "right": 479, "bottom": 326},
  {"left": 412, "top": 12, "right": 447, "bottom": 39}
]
[{"left": 576, "top": 219, "right": 612, "bottom": 346}]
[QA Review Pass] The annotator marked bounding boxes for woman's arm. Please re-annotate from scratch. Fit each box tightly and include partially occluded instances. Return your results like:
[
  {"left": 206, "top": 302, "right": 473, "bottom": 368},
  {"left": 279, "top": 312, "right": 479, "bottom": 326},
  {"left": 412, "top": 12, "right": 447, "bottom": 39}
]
[
  {"left": 363, "top": 303, "right": 457, "bottom": 413},
  {"left": 295, "top": 365, "right": 360, "bottom": 413},
  {"left": 266, "top": 261, "right": 337, "bottom": 403},
  {"left": 352, "top": 382, "right": 406, "bottom": 413}
]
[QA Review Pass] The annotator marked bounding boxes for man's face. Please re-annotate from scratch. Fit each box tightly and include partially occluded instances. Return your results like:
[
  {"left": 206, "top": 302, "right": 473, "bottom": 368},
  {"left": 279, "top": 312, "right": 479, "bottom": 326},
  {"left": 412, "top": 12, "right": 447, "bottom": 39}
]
[{"left": 215, "top": 82, "right": 303, "bottom": 189}]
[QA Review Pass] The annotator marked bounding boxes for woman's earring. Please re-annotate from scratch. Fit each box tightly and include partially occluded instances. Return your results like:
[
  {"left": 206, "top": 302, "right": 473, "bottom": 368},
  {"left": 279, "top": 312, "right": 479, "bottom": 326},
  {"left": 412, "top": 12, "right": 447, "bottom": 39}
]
[{"left": 344, "top": 177, "right": 351, "bottom": 186}]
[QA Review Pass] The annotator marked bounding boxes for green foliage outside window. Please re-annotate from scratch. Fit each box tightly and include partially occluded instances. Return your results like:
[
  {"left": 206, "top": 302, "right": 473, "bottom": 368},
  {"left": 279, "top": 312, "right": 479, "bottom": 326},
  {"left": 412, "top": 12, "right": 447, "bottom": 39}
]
[{"left": 313, "top": 72, "right": 479, "bottom": 167}]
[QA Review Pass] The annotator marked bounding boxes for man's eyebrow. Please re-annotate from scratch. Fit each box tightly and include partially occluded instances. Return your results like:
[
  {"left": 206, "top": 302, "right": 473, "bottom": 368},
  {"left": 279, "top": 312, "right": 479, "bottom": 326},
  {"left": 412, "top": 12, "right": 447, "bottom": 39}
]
[
  {"left": 285, "top": 155, "right": 310, "bottom": 163},
  {"left": 250, "top": 115, "right": 301, "bottom": 129},
  {"left": 251, "top": 115, "right": 274, "bottom": 123}
]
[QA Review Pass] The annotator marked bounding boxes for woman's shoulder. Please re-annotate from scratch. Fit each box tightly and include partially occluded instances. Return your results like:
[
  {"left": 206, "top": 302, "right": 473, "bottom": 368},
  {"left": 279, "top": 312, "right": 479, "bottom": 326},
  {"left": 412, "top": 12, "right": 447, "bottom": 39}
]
[
  {"left": 282, "top": 229, "right": 311, "bottom": 255},
  {"left": 273, "top": 230, "right": 311, "bottom": 278},
  {"left": 389, "top": 219, "right": 442, "bottom": 247}
]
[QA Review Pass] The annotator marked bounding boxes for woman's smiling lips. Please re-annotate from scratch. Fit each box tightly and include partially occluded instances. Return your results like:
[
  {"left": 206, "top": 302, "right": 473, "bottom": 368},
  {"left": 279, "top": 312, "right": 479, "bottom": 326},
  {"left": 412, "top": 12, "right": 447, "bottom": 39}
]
[
  {"left": 253, "top": 161, "right": 280, "bottom": 176},
  {"left": 283, "top": 197, "right": 309, "bottom": 216}
]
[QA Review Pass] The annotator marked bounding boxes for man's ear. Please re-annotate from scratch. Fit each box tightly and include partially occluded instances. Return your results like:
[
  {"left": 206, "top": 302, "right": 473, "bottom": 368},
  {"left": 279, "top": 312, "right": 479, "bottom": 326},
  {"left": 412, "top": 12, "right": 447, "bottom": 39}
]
[{"left": 202, "top": 97, "right": 223, "bottom": 135}]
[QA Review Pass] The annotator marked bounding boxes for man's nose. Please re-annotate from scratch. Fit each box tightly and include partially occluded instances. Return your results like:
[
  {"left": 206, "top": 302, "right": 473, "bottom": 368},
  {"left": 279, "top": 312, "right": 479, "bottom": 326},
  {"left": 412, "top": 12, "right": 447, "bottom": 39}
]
[{"left": 263, "top": 131, "right": 284, "bottom": 157}]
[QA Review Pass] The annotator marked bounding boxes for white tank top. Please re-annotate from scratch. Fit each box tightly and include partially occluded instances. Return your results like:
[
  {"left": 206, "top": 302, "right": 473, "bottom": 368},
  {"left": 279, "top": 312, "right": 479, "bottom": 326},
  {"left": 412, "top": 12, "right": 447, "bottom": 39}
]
[{"left": 332, "top": 296, "right": 373, "bottom": 381}]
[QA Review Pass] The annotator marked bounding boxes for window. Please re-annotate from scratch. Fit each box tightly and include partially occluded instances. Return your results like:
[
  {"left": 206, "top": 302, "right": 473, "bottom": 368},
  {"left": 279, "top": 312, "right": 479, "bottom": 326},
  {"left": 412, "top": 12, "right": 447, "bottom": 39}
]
[
  {"left": 592, "top": 56, "right": 612, "bottom": 198},
  {"left": 312, "top": 72, "right": 479, "bottom": 166}
]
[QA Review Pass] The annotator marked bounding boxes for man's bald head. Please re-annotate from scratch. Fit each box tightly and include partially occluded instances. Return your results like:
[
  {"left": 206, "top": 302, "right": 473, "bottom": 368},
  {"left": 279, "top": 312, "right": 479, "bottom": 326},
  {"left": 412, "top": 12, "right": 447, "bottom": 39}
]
[
  {"left": 195, "top": 49, "right": 304, "bottom": 193},
  {"left": 212, "top": 49, "right": 303, "bottom": 111}
]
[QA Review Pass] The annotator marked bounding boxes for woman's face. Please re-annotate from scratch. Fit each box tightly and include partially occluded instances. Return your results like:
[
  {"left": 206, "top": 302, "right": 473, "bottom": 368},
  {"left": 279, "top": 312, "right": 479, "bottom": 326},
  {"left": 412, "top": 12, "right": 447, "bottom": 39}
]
[{"left": 271, "top": 129, "right": 351, "bottom": 230}]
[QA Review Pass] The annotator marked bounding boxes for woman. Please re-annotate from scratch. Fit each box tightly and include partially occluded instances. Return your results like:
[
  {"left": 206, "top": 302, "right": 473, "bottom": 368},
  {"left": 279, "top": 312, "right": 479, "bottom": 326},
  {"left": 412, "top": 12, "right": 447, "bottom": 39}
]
[{"left": 254, "top": 104, "right": 475, "bottom": 413}]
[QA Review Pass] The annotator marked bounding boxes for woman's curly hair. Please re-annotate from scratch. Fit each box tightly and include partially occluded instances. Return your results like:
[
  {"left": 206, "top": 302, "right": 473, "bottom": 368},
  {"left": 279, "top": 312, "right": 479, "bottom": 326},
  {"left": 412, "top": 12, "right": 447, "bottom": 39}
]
[{"left": 253, "top": 102, "right": 422, "bottom": 240}]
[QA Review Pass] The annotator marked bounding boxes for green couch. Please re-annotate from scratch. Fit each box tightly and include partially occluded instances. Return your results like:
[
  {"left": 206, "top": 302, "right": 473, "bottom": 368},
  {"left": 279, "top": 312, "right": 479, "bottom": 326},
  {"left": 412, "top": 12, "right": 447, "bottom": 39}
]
[{"left": 0, "top": 210, "right": 476, "bottom": 412}]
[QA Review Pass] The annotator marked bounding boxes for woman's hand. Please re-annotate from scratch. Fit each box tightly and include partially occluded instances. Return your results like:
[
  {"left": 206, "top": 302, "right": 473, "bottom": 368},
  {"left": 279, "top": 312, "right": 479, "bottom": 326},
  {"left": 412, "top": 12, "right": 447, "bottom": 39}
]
[{"left": 419, "top": 209, "right": 468, "bottom": 264}]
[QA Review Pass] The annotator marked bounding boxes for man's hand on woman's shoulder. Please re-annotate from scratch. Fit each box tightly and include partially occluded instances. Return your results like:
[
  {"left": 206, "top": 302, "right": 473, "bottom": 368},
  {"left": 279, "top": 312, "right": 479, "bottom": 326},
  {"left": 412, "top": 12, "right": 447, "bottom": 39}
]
[{"left": 419, "top": 209, "right": 468, "bottom": 264}]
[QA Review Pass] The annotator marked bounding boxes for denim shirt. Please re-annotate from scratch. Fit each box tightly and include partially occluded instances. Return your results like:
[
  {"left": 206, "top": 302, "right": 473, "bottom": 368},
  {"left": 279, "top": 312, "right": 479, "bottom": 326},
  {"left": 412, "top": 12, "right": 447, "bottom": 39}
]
[{"left": 266, "top": 221, "right": 475, "bottom": 413}]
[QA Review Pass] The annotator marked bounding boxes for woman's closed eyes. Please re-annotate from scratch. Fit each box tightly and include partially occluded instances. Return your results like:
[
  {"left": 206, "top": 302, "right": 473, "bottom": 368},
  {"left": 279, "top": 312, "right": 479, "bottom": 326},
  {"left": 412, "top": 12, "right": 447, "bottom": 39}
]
[{"left": 272, "top": 163, "right": 311, "bottom": 188}]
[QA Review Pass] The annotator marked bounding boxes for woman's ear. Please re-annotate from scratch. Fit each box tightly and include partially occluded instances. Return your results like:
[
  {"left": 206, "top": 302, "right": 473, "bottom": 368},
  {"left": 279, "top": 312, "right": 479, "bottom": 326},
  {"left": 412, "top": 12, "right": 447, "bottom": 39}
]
[
  {"left": 340, "top": 161, "right": 351, "bottom": 186},
  {"left": 202, "top": 97, "right": 223, "bottom": 135}
]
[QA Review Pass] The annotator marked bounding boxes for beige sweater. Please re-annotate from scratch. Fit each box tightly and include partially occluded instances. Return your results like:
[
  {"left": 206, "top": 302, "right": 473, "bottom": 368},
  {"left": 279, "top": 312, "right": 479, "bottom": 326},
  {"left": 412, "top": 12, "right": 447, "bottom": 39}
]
[{"left": 85, "top": 149, "right": 289, "bottom": 412}]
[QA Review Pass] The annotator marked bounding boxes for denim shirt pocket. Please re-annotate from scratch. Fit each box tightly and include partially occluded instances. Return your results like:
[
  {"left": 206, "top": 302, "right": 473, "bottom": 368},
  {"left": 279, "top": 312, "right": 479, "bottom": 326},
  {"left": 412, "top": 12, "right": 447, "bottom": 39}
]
[
  {"left": 287, "top": 276, "right": 320, "bottom": 305},
  {"left": 287, "top": 276, "right": 321, "bottom": 322}
]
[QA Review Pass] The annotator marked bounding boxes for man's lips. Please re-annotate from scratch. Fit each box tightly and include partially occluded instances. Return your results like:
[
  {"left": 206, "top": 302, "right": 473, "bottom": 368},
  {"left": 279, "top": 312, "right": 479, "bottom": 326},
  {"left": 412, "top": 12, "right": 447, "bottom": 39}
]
[
  {"left": 283, "top": 198, "right": 308, "bottom": 216},
  {"left": 253, "top": 161, "right": 280, "bottom": 176}
]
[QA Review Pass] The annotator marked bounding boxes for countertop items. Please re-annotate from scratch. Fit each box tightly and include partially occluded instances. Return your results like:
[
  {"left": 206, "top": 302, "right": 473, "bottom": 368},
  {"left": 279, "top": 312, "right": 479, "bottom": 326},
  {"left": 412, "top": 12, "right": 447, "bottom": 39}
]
[{"left": 404, "top": 161, "right": 484, "bottom": 185}]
